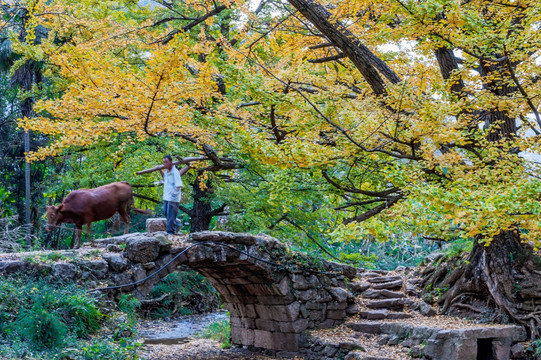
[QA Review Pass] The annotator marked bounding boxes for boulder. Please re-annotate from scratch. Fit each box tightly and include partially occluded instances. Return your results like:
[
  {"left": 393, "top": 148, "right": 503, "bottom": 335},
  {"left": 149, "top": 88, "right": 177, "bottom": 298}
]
[
  {"left": 80, "top": 259, "right": 108, "bottom": 278},
  {"left": 125, "top": 236, "right": 160, "bottom": 263},
  {"left": 102, "top": 254, "right": 128, "bottom": 272},
  {"left": 53, "top": 262, "right": 77, "bottom": 281},
  {"left": 146, "top": 218, "right": 168, "bottom": 233}
]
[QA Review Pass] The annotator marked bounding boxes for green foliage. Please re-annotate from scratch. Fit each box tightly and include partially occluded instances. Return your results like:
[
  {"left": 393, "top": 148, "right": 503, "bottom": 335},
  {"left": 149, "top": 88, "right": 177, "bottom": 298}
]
[
  {"left": 61, "top": 293, "right": 103, "bottom": 337},
  {"left": 118, "top": 294, "right": 141, "bottom": 323},
  {"left": 41, "top": 251, "right": 67, "bottom": 262},
  {"left": 337, "top": 234, "right": 440, "bottom": 270},
  {"left": 442, "top": 238, "right": 473, "bottom": 260},
  {"left": 0, "top": 276, "right": 143, "bottom": 359},
  {"left": 0, "top": 279, "right": 104, "bottom": 349},
  {"left": 0, "top": 186, "right": 15, "bottom": 217},
  {"left": 16, "top": 302, "right": 67, "bottom": 349},
  {"left": 62, "top": 337, "right": 142, "bottom": 360},
  {"left": 196, "top": 319, "right": 231, "bottom": 349},
  {"left": 527, "top": 339, "right": 541, "bottom": 357},
  {"left": 145, "top": 268, "right": 220, "bottom": 319}
]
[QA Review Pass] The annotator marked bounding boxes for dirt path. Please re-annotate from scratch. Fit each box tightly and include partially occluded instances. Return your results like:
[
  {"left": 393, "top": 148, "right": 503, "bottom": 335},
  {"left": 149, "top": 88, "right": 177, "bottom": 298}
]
[{"left": 142, "top": 339, "right": 287, "bottom": 360}]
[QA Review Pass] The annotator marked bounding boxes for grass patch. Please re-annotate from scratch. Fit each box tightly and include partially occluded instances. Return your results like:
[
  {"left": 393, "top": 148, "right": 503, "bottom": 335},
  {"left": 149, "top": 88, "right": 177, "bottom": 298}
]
[{"left": 196, "top": 319, "right": 231, "bottom": 349}]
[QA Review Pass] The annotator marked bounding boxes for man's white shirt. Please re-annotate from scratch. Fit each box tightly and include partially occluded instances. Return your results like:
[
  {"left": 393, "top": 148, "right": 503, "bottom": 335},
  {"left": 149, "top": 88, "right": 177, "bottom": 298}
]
[{"left": 163, "top": 166, "right": 183, "bottom": 202}]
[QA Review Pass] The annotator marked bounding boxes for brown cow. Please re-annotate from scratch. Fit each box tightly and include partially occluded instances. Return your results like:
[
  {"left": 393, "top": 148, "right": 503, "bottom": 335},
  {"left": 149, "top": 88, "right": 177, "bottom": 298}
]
[{"left": 45, "top": 181, "right": 150, "bottom": 248}]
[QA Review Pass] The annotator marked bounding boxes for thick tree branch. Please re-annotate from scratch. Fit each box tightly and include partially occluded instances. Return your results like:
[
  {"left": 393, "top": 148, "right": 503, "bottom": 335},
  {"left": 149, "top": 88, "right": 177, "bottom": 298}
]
[
  {"left": 157, "top": 5, "right": 227, "bottom": 45},
  {"left": 286, "top": 0, "right": 400, "bottom": 95},
  {"left": 343, "top": 194, "right": 403, "bottom": 225},
  {"left": 308, "top": 53, "right": 346, "bottom": 63},
  {"left": 322, "top": 169, "right": 399, "bottom": 197}
]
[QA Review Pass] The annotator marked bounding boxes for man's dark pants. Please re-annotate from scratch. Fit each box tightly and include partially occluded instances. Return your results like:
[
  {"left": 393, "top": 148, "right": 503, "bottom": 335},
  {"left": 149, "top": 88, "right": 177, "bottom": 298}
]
[{"left": 163, "top": 201, "right": 180, "bottom": 234}]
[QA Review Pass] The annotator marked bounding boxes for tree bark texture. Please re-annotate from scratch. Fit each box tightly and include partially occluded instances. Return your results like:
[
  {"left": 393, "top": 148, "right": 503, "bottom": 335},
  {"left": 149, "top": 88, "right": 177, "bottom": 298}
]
[{"left": 426, "top": 230, "right": 541, "bottom": 337}]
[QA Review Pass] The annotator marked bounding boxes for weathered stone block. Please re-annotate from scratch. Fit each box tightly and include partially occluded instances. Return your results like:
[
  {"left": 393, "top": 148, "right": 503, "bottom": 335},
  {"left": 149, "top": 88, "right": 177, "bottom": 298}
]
[
  {"left": 245, "top": 283, "right": 274, "bottom": 295},
  {"left": 0, "top": 261, "right": 27, "bottom": 274},
  {"left": 307, "top": 309, "right": 325, "bottom": 321},
  {"left": 327, "top": 301, "right": 347, "bottom": 310},
  {"left": 132, "top": 264, "right": 146, "bottom": 282},
  {"left": 253, "top": 330, "right": 298, "bottom": 351},
  {"left": 231, "top": 326, "right": 254, "bottom": 346},
  {"left": 223, "top": 285, "right": 246, "bottom": 296},
  {"left": 53, "top": 262, "right": 77, "bottom": 281},
  {"left": 126, "top": 237, "right": 160, "bottom": 263},
  {"left": 298, "top": 289, "right": 318, "bottom": 301},
  {"left": 306, "top": 275, "right": 321, "bottom": 287},
  {"left": 318, "top": 319, "right": 336, "bottom": 328},
  {"left": 255, "top": 302, "right": 300, "bottom": 322},
  {"left": 305, "top": 301, "right": 326, "bottom": 310},
  {"left": 316, "top": 289, "right": 333, "bottom": 302},
  {"left": 112, "top": 271, "right": 134, "bottom": 291},
  {"left": 493, "top": 338, "right": 511, "bottom": 360},
  {"left": 257, "top": 294, "right": 296, "bottom": 305},
  {"left": 327, "top": 309, "right": 346, "bottom": 320},
  {"left": 292, "top": 274, "right": 309, "bottom": 290},
  {"left": 238, "top": 304, "right": 257, "bottom": 318},
  {"left": 146, "top": 218, "right": 169, "bottom": 233},
  {"left": 255, "top": 319, "right": 279, "bottom": 332},
  {"left": 278, "top": 318, "right": 309, "bottom": 333},
  {"left": 75, "top": 259, "right": 106, "bottom": 279},
  {"left": 277, "top": 275, "right": 291, "bottom": 296},
  {"left": 346, "top": 304, "right": 360, "bottom": 315},
  {"left": 230, "top": 316, "right": 255, "bottom": 329},
  {"left": 155, "top": 234, "right": 173, "bottom": 253},
  {"left": 102, "top": 254, "right": 128, "bottom": 272},
  {"left": 347, "top": 322, "right": 382, "bottom": 334},
  {"left": 222, "top": 277, "right": 251, "bottom": 285}
]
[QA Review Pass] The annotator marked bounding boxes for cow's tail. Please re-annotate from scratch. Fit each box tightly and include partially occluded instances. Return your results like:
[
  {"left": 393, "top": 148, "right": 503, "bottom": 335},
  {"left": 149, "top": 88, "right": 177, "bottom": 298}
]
[
  {"left": 127, "top": 185, "right": 153, "bottom": 215},
  {"left": 132, "top": 208, "right": 152, "bottom": 215}
]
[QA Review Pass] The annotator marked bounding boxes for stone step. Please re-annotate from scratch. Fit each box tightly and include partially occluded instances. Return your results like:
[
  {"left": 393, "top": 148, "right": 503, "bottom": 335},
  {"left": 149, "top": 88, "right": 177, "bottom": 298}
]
[
  {"left": 347, "top": 321, "right": 525, "bottom": 360},
  {"left": 371, "top": 280, "right": 402, "bottom": 290},
  {"left": 360, "top": 271, "right": 388, "bottom": 278},
  {"left": 345, "top": 352, "right": 397, "bottom": 360},
  {"left": 367, "top": 276, "right": 401, "bottom": 283},
  {"left": 347, "top": 321, "right": 383, "bottom": 334},
  {"left": 350, "top": 280, "right": 371, "bottom": 293},
  {"left": 366, "top": 299, "right": 405, "bottom": 311},
  {"left": 359, "top": 310, "right": 413, "bottom": 320},
  {"left": 361, "top": 289, "right": 405, "bottom": 299}
]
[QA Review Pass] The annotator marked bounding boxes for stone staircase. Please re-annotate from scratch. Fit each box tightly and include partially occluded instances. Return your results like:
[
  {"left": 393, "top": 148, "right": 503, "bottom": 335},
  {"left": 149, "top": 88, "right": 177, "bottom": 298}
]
[{"left": 298, "top": 268, "right": 527, "bottom": 360}]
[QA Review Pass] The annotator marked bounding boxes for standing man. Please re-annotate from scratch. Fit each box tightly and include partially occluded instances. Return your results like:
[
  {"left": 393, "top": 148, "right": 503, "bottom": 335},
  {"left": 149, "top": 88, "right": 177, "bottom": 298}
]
[{"left": 159, "top": 155, "right": 190, "bottom": 235}]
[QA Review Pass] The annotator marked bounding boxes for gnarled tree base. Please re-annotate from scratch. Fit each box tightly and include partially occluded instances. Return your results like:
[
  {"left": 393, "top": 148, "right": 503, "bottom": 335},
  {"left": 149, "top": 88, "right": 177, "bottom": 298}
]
[{"left": 423, "top": 230, "right": 541, "bottom": 338}]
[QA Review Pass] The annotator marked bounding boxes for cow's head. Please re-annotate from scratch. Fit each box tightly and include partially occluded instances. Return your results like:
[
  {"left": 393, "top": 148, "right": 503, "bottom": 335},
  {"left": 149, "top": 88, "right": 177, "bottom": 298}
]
[{"left": 45, "top": 205, "right": 63, "bottom": 231}]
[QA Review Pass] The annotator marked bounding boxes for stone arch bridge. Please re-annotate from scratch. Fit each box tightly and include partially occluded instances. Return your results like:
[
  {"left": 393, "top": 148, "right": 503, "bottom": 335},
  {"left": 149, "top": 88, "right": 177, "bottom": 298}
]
[{"left": 0, "top": 228, "right": 359, "bottom": 351}]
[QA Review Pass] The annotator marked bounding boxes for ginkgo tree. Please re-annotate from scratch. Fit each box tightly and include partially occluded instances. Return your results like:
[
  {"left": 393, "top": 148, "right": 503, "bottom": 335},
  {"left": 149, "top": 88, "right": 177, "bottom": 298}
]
[{"left": 16, "top": 0, "right": 541, "bottom": 333}]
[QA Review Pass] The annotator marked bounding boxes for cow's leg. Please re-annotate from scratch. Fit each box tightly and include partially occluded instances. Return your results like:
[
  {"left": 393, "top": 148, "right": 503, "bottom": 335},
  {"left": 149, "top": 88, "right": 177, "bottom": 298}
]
[
  {"left": 119, "top": 207, "right": 130, "bottom": 234},
  {"left": 86, "top": 224, "right": 94, "bottom": 246},
  {"left": 74, "top": 225, "right": 82, "bottom": 249}
]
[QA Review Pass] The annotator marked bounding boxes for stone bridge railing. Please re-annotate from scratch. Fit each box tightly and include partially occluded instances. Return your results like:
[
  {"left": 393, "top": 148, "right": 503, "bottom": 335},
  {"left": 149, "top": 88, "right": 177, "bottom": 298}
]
[{"left": 0, "top": 228, "right": 359, "bottom": 351}]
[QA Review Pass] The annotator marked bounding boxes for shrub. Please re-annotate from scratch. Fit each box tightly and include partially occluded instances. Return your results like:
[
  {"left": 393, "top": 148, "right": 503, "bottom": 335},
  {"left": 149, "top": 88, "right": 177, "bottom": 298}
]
[
  {"left": 118, "top": 294, "right": 141, "bottom": 323},
  {"left": 61, "top": 292, "right": 103, "bottom": 337},
  {"left": 16, "top": 301, "right": 67, "bottom": 349}
]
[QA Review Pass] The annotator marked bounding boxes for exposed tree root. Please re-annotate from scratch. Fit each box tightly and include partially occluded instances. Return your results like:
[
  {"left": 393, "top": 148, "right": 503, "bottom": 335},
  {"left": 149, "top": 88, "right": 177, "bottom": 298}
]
[{"left": 423, "top": 230, "right": 541, "bottom": 339}]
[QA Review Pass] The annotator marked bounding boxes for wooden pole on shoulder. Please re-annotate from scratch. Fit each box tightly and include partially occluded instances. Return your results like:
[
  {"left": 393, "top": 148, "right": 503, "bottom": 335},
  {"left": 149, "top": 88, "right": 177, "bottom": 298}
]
[{"left": 135, "top": 156, "right": 205, "bottom": 175}]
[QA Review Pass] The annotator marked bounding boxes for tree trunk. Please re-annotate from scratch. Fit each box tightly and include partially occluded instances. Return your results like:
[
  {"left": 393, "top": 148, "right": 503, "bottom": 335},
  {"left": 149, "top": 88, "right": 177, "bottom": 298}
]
[
  {"left": 189, "top": 173, "right": 213, "bottom": 233},
  {"left": 427, "top": 230, "right": 541, "bottom": 338}
]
